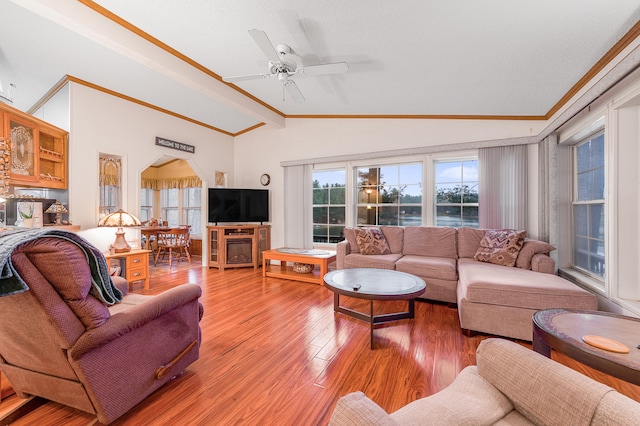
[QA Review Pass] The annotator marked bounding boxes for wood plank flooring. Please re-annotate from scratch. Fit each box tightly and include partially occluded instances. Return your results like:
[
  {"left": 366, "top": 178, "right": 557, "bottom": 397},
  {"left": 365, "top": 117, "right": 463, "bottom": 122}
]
[{"left": 4, "top": 259, "right": 640, "bottom": 425}]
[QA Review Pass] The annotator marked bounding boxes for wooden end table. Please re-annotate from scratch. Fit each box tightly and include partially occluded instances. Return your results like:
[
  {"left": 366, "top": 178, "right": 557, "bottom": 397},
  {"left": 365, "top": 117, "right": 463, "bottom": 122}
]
[
  {"left": 533, "top": 308, "right": 640, "bottom": 386},
  {"left": 262, "top": 248, "right": 336, "bottom": 285}
]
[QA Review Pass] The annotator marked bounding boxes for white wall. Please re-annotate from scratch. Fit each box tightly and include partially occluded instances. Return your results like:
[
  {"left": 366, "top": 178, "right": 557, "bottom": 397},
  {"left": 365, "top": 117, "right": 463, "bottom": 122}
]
[
  {"left": 234, "top": 117, "right": 546, "bottom": 248},
  {"left": 63, "top": 83, "right": 234, "bottom": 252}
]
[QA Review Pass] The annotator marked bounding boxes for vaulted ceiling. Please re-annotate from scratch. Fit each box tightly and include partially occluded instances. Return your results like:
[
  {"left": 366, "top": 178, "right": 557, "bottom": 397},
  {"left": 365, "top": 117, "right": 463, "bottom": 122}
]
[{"left": 1, "top": 0, "right": 639, "bottom": 136}]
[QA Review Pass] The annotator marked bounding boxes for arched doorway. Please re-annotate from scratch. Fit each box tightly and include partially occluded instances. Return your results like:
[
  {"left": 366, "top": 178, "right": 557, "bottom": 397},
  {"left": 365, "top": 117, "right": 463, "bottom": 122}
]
[{"left": 140, "top": 155, "right": 207, "bottom": 261}]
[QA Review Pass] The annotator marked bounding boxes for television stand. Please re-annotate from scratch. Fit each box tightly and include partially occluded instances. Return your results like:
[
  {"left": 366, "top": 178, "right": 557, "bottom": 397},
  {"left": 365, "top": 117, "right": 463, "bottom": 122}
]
[{"left": 207, "top": 224, "right": 271, "bottom": 271}]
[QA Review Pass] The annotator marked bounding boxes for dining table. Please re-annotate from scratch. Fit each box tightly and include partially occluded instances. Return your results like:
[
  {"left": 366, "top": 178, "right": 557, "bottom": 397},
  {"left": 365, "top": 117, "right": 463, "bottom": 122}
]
[{"left": 140, "top": 226, "right": 171, "bottom": 251}]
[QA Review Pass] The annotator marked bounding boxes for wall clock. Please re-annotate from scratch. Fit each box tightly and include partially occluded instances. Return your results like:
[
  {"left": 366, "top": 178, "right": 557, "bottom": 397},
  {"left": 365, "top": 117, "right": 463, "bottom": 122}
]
[{"left": 260, "top": 173, "right": 271, "bottom": 186}]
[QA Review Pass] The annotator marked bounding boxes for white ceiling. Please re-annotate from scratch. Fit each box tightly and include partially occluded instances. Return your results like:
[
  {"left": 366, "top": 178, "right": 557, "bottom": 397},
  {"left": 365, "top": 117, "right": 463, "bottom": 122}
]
[{"left": 1, "top": 0, "right": 640, "bottom": 136}]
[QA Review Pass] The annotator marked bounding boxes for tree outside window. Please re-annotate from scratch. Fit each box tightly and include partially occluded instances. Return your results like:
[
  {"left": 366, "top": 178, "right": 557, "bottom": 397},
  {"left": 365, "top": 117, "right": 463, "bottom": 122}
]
[
  {"left": 356, "top": 163, "right": 422, "bottom": 226},
  {"left": 435, "top": 160, "right": 478, "bottom": 227},
  {"left": 313, "top": 169, "right": 346, "bottom": 243}
]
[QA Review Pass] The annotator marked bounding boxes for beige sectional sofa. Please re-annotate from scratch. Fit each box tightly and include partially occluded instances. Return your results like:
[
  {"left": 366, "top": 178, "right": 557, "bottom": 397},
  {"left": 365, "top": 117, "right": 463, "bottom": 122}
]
[
  {"left": 337, "top": 226, "right": 597, "bottom": 341},
  {"left": 329, "top": 338, "right": 640, "bottom": 425}
]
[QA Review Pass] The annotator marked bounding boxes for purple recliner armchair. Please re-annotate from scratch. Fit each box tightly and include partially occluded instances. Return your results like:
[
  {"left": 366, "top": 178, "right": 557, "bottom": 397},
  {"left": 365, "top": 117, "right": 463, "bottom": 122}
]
[{"left": 0, "top": 235, "right": 203, "bottom": 424}]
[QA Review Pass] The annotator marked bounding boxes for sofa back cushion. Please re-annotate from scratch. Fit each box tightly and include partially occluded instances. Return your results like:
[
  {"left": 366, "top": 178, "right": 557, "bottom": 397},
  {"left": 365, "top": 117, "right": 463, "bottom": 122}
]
[
  {"left": 457, "top": 227, "right": 486, "bottom": 258},
  {"left": 13, "top": 238, "right": 110, "bottom": 330},
  {"left": 477, "top": 338, "right": 612, "bottom": 426},
  {"left": 343, "top": 227, "right": 360, "bottom": 253},
  {"left": 380, "top": 226, "right": 404, "bottom": 254},
  {"left": 403, "top": 227, "right": 457, "bottom": 259}
]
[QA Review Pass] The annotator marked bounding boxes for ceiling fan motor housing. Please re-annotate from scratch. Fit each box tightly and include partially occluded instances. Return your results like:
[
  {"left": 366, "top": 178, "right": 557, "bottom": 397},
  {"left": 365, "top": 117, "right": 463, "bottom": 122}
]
[{"left": 268, "top": 60, "right": 297, "bottom": 75}]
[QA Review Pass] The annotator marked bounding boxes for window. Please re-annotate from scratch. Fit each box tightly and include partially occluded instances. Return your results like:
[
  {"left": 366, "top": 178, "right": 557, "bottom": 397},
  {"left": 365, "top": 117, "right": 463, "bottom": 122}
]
[
  {"left": 572, "top": 132, "right": 605, "bottom": 278},
  {"left": 98, "top": 154, "right": 121, "bottom": 218},
  {"left": 161, "top": 188, "right": 179, "bottom": 227},
  {"left": 434, "top": 160, "right": 478, "bottom": 227},
  {"left": 313, "top": 169, "right": 346, "bottom": 243},
  {"left": 140, "top": 188, "right": 154, "bottom": 223},
  {"left": 182, "top": 187, "right": 201, "bottom": 236},
  {"left": 356, "top": 163, "right": 422, "bottom": 226}
]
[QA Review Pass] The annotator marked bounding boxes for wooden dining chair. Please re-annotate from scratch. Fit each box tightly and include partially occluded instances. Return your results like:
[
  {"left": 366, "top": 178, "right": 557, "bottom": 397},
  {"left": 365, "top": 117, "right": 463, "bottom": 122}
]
[{"left": 154, "top": 227, "right": 192, "bottom": 267}]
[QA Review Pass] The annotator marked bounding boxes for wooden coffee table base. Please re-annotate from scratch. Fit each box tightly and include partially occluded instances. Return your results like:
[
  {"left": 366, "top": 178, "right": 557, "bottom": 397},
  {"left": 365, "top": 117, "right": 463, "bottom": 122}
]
[
  {"left": 262, "top": 248, "right": 336, "bottom": 285},
  {"left": 334, "top": 294, "right": 416, "bottom": 349}
]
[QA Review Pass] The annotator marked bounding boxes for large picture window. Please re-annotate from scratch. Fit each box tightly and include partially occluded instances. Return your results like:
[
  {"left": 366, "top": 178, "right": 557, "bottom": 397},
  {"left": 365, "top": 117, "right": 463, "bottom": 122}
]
[
  {"left": 313, "top": 169, "right": 346, "bottom": 243},
  {"left": 572, "top": 132, "right": 605, "bottom": 278},
  {"left": 140, "top": 188, "right": 154, "bottom": 223},
  {"left": 356, "top": 163, "right": 422, "bottom": 226},
  {"left": 434, "top": 160, "right": 478, "bottom": 227},
  {"left": 161, "top": 188, "right": 179, "bottom": 227},
  {"left": 182, "top": 187, "right": 202, "bottom": 236}
]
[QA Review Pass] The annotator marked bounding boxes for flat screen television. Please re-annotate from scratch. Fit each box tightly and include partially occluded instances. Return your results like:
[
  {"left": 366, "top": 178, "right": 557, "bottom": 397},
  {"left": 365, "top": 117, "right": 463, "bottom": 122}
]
[{"left": 208, "top": 188, "right": 269, "bottom": 224}]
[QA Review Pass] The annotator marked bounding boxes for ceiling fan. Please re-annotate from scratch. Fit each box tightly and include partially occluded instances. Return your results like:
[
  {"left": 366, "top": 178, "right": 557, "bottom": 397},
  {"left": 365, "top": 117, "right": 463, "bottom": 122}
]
[{"left": 222, "top": 29, "right": 348, "bottom": 103}]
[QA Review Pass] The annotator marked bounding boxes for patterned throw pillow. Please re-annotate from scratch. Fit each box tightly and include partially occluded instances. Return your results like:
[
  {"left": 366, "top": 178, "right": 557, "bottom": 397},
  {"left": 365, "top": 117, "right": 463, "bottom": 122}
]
[
  {"left": 474, "top": 229, "right": 526, "bottom": 267},
  {"left": 353, "top": 227, "right": 391, "bottom": 255}
]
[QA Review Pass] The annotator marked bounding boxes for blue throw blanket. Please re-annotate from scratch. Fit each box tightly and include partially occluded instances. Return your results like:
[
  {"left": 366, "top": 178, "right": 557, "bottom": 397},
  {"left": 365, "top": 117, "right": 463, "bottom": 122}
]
[{"left": 0, "top": 228, "right": 122, "bottom": 304}]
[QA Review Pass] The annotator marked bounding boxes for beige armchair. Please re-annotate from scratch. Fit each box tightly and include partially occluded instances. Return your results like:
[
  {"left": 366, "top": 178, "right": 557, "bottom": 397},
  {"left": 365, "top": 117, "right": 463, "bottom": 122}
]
[
  {"left": 330, "top": 338, "right": 640, "bottom": 425},
  {"left": 0, "top": 235, "right": 203, "bottom": 424}
]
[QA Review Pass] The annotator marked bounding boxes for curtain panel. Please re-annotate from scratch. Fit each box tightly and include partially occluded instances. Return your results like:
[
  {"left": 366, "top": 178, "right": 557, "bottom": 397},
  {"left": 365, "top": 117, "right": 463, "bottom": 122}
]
[
  {"left": 283, "top": 164, "right": 313, "bottom": 249},
  {"left": 478, "top": 145, "right": 528, "bottom": 230}
]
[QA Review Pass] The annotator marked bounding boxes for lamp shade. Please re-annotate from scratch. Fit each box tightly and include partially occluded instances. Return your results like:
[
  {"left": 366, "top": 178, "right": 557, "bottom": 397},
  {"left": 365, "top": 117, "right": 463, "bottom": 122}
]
[
  {"left": 98, "top": 209, "right": 141, "bottom": 253},
  {"left": 98, "top": 209, "right": 141, "bottom": 228}
]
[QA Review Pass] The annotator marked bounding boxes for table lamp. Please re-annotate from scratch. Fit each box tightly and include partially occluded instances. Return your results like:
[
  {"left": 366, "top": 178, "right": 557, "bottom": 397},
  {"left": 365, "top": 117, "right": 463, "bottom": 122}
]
[
  {"left": 98, "top": 209, "right": 141, "bottom": 253},
  {"left": 44, "top": 200, "right": 68, "bottom": 225}
]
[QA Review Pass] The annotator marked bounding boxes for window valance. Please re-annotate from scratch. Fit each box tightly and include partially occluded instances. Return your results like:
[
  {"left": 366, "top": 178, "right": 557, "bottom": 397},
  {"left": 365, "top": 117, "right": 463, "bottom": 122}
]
[{"left": 141, "top": 176, "right": 202, "bottom": 190}]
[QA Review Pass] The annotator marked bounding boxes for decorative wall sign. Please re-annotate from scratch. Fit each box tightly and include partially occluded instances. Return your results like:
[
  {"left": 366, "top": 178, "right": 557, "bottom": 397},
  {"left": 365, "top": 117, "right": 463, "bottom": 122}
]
[{"left": 155, "top": 137, "right": 195, "bottom": 153}]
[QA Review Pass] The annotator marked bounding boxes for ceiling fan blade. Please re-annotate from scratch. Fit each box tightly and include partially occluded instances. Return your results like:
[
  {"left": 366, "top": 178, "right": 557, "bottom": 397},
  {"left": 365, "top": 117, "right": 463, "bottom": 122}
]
[
  {"left": 301, "top": 62, "right": 349, "bottom": 76},
  {"left": 248, "top": 29, "right": 280, "bottom": 63},
  {"left": 285, "top": 80, "right": 305, "bottom": 103},
  {"left": 222, "top": 73, "right": 269, "bottom": 83}
]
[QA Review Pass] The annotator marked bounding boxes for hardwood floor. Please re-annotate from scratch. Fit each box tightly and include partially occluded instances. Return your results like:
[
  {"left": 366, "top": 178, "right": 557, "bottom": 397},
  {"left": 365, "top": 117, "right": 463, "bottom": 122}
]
[{"left": 4, "top": 259, "right": 640, "bottom": 425}]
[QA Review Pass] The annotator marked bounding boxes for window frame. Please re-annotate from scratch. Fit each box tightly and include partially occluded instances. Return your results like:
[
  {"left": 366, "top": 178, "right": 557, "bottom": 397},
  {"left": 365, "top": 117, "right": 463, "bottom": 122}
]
[
  {"left": 570, "top": 129, "right": 606, "bottom": 281},
  {"left": 354, "top": 162, "right": 423, "bottom": 227},
  {"left": 433, "top": 158, "right": 479, "bottom": 228},
  {"left": 312, "top": 168, "right": 347, "bottom": 244}
]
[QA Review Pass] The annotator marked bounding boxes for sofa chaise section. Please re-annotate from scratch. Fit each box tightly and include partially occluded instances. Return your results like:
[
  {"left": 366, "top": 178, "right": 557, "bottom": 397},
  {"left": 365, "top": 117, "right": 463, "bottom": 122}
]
[{"left": 457, "top": 258, "right": 598, "bottom": 340}]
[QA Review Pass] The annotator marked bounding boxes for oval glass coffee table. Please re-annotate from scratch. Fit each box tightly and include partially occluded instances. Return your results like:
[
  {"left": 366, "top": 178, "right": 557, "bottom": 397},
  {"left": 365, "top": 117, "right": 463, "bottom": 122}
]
[{"left": 324, "top": 268, "right": 426, "bottom": 349}]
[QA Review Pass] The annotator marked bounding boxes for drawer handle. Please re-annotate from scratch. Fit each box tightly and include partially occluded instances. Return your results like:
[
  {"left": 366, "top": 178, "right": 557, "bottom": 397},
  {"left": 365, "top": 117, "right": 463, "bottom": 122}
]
[
  {"left": 133, "top": 272, "right": 141, "bottom": 277},
  {"left": 133, "top": 259, "right": 141, "bottom": 263}
]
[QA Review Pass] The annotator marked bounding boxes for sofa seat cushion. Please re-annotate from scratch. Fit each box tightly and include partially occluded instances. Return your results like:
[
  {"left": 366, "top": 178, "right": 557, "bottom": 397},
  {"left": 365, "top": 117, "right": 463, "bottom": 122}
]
[
  {"left": 343, "top": 253, "right": 403, "bottom": 270},
  {"left": 458, "top": 258, "right": 596, "bottom": 310},
  {"left": 391, "top": 366, "right": 514, "bottom": 426},
  {"left": 395, "top": 255, "right": 458, "bottom": 281}
]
